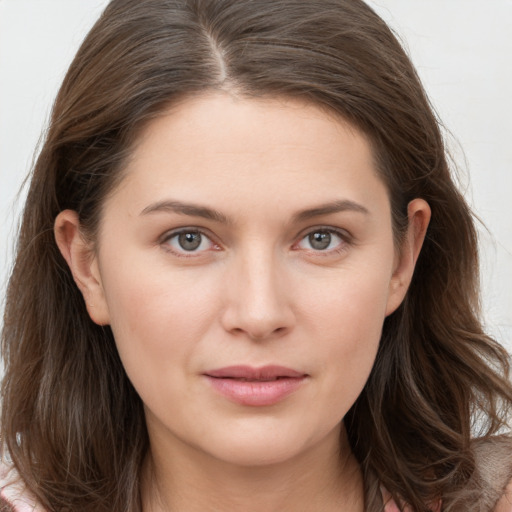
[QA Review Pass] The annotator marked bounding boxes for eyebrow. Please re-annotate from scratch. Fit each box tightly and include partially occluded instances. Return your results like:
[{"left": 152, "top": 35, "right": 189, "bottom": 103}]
[
  {"left": 140, "top": 200, "right": 230, "bottom": 223},
  {"left": 292, "top": 199, "right": 369, "bottom": 222},
  {"left": 140, "top": 198, "right": 369, "bottom": 223}
]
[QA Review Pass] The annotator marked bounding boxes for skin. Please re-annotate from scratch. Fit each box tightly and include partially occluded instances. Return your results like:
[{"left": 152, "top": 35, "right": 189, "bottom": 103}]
[
  {"left": 496, "top": 482, "right": 512, "bottom": 512},
  {"left": 55, "top": 93, "right": 430, "bottom": 512}
]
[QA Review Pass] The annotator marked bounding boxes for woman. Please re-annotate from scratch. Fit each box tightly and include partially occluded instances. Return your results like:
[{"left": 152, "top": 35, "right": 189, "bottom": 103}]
[{"left": 1, "top": 0, "right": 511, "bottom": 510}]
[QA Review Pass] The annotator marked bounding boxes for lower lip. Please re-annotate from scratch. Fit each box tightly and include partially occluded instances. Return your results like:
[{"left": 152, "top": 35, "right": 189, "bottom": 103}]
[{"left": 205, "top": 376, "right": 306, "bottom": 406}]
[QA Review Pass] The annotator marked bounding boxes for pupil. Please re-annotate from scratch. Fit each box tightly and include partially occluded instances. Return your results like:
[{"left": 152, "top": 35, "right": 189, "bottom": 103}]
[
  {"left": 309, "top": 232, "right": 331, "bottom": 250},
  {"left": 178, "top": 232, "right": 202, "bottom": 251}
]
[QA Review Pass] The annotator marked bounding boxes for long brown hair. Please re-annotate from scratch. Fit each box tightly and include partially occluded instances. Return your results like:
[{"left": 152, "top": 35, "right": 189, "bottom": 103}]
[{"left": 2, "top": 1, "right": 511, "bottom": 510}]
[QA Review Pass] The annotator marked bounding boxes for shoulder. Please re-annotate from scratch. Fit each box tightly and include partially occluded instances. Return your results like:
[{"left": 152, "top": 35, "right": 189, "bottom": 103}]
[
  {"left": 495, "top": 477, "right": 512, "bottom": 512},
  {"left": 0, "top": 460, "right": 46, "bottom": 512},
  {"left": 449, "top": 435, "right": 512, "bottom": 512},
  {"left": 381, "top": 436, "right": 512, "bottom": 512},
  {"left": 473, "top": 435, "right": 512, "bottom": 511}
]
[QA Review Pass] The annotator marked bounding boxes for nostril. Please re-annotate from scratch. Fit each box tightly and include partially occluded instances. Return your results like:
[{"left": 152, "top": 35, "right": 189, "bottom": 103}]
[{"left": 227, "top": 324, "right": 289, "bottom": 341}]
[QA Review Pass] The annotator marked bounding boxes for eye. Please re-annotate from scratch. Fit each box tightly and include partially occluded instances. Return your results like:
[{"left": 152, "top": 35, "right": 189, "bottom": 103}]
[
  {"left": 162, "top": 229, "right": 217, "bottom": 255},
  {"left": 296, "top": 229, "right": 347, "bottom": 252}
]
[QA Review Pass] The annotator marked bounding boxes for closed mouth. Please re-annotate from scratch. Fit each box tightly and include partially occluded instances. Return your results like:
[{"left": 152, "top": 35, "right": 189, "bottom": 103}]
[
  {"left": 203, "top": 365, "right": 308, "bottom": 406},
  {"left": 204, "top": 365, "right": 307, "bottom": 380}
]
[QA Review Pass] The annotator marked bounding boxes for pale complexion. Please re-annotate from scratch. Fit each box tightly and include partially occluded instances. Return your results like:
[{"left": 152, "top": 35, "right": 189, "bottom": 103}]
[{"left": 55, "top": 93, "right": 430, "bottom": 512}]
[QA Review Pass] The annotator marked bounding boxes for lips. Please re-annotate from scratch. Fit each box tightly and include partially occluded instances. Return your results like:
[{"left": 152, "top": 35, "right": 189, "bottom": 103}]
[
  {"left": 204, "top": 365, "right": 308, "bottom": 406},
  {"left": 205, "top": 365, "right": 306, "bottom": 380}
]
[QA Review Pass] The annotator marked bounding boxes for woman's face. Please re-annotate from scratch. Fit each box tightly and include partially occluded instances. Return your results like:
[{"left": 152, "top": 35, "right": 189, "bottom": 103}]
[{"left": 59, "top": 93, "right": 426, "bottom": 467}]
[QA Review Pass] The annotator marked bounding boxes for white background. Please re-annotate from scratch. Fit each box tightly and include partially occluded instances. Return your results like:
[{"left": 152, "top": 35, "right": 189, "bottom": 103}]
[{"left": 1, "top": 1, "right": 511, "bottom": 351}]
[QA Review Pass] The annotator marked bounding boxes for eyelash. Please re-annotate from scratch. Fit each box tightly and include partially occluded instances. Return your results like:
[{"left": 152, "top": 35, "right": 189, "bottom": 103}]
[
  {"left": 160, "top": 229, "right": 220, "bottom": 257},
  {"left": 160, "top": 227, "right": 352, "bottom": 258},
  {"left": 293, "top": 227, "right": 352, "bottom": 256}
]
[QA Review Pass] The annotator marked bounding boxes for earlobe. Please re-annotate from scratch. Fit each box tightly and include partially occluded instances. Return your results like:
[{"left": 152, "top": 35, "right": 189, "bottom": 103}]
[
  {"left": 385, "top": 198, "right": 431, "bottom": 316},
  {"left": 54, "top": 210, "right": 110, "bottom": 325}
]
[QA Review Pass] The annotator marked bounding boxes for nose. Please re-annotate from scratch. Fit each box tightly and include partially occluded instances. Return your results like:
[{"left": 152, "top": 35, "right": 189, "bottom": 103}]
[{"left": 220, "top": 248, "right": 295, "bottom": 341}]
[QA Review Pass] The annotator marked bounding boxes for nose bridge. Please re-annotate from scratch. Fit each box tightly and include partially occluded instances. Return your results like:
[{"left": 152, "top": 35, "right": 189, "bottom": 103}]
[{"left": 222, "top": 242, "right": 294, "bottom": 340}]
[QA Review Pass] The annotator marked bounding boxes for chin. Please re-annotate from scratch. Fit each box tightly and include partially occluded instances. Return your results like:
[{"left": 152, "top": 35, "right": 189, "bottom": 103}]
[
  {"left": 199, "top": 418, "right": 340, "bottom": 469},
  {"left": 211, "top": 440, "right": 306, "bottom": 468}
]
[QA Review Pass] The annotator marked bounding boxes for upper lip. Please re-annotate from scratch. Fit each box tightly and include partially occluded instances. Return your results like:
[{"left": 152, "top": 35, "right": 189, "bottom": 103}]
[{"left": 204, "top": 365, "right": 307, "bottom": 380}]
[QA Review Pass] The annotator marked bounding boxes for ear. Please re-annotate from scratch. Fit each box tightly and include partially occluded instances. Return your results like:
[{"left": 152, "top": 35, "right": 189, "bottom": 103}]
[
  {"left": 385, "top": 198, "right": 431, "bottom": 316},
  {"left": 54, "top": 210, "right": 110, "bottom": 325}
]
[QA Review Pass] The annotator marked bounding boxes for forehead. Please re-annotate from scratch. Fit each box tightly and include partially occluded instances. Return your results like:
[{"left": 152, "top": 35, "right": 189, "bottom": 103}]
[{"left": 110, "top": 92, "right": 389, "bottom": 222}]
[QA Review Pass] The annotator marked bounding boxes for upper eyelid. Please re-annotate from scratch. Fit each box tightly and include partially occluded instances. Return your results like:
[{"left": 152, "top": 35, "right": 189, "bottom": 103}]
[
  {"left": 159, "top": 228, "right": 220, "bottom": 257},
  {"left": 290, "top": 227, "right": 352, "bottom": 256},
  {"left": 159, "top": 227, "right": 216, "bottom": 244},
  {"left": 295, "top": 225, "right": 353, "bottom": 242}
]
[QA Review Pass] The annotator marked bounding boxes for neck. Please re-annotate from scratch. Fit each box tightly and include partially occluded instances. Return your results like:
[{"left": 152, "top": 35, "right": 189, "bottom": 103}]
[{"left": 142, "top": 425, "right": 364, "bottom": 512}]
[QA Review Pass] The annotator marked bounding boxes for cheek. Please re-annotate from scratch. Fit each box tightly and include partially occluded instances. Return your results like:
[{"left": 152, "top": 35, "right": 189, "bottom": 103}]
[
  {"left": 301, "top": 264, "right": 392, "bottom": 407},
  {"left": 99, "top": 266, "right": 224, "bottom": 420},
  {"left": 303, "top": 262, "right": 392, "bottom": 341},
  {"left": 98, "top": 256, "right": 221, "bottom": 378}
]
